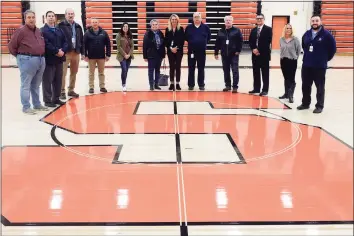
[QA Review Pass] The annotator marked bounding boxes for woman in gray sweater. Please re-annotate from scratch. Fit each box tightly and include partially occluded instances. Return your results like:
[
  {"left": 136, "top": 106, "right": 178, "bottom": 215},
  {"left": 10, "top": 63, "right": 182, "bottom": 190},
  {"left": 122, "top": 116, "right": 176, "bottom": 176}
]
[{"left": 279, "top": 23, "right": 301, "bottom": 103}]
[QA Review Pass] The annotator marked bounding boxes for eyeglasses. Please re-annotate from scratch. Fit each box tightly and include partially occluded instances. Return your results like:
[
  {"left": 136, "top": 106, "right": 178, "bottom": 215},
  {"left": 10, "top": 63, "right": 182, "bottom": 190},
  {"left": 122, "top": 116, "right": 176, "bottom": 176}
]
[{"left": 256, "top": 18, "right": 263, "bottom": 20}]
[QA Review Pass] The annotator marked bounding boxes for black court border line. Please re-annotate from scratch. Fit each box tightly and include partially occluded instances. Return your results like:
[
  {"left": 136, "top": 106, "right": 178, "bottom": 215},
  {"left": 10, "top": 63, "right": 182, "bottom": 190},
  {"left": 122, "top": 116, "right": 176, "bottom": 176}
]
[{"left": 2, "top": 215, "right": 353, "bottom": 227}]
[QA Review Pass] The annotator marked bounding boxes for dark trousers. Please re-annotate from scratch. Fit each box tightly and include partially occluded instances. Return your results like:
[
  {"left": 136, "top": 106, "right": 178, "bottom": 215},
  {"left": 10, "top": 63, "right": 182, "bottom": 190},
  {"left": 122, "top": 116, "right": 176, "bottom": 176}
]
[
  {"left": 167, "top": 51, "right": 183, "bottom": 83},
  {"left": 148, "top": 57, "right": 162, "bottom": 86},
  {"left": 301, "top": 66, "right": 327, "bottom": 109},
  {"left": 252, "top": 56, "right": 270, "bottom": 92},
  {"left": 222, "top": 54, "right": 240, "bottom": 89},
  {"left": 42, "top": 63, "right": 63, "bottom": 103},
  {"left": 188, "top": 51, "right": 206, "bottom": 88},
  {"left": 120, "top": 58, "right": 131, "bottom": 85},
  {"left": 280, "top": 58, "right": 297, "bottom": 94}
]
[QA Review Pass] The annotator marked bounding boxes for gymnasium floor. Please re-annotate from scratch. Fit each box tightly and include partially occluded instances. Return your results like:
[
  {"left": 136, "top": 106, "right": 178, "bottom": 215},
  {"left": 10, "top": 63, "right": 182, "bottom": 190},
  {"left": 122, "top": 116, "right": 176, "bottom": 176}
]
[{"left": 1, "top": 52, "right": 353, "bottom": 235}]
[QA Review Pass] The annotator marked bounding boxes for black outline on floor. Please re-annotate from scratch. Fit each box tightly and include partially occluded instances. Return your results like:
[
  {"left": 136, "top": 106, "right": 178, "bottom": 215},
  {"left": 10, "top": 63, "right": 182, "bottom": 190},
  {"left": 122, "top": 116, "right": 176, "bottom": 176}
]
[
  {"left": 1, "top": 215, "right": 353, "bottom": 227},
  {"left": 2, "top": 91, "right": 353, "bottom": 227}
]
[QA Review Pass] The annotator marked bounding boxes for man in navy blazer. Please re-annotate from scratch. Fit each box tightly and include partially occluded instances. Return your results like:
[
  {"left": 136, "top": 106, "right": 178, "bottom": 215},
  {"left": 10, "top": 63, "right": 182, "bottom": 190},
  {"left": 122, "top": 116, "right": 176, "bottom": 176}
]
[
  {"left": 41, "top": 11, "right": 68, "bottom": 107},
  {"left": 297, "top": 15, "right": 336, "bottom": 114},
  {"left": 249, "top": 14, "right": 272, "bottom": 96}
]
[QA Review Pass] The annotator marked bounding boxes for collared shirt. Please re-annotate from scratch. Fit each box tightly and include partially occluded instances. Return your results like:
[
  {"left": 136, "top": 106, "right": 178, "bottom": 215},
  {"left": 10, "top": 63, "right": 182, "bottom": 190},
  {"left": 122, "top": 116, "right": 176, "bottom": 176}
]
[
  {"left": 311, "top": 26, "right": 321, "bottom": 39},
  {"left": 69, "top": 20, "right": 76, "bottom": 49},
  {"left": 8, "top": 24, "right": 45, "bottom": 56}
]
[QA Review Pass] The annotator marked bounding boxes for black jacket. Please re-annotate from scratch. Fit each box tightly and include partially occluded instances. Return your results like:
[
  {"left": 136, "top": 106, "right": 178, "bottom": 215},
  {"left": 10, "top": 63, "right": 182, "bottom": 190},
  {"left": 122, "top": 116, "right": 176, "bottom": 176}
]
[
  {"left": 143, "top": 29, "right": 165, "bottom": 59},
  {"left": 164, "top": 26, "right": 185, "bottom": 53},
  {"left": 83, "top": 26, "right": 111, "bottom": 59},
  {"left": 214, "top": 26, "right": 243, "bottom": 57},
  {"left": 58, "top": 20, "right": 84, "bottom": 55},
  {"left": 41, "top": 24, "right": 68, "bottom": 65},
  {"left": 249, "top": 24, "right": 273, "bottom": 61}
]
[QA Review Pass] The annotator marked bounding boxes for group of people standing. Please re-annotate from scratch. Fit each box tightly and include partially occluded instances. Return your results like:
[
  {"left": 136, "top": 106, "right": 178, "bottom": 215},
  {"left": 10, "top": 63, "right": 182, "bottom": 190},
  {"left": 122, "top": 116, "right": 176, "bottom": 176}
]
[
  {"left": 8, "top": 8, "right": 336, "bottom": 115},
  {"left": 8, "top": 8, "right": 111, "bottom": 114}
]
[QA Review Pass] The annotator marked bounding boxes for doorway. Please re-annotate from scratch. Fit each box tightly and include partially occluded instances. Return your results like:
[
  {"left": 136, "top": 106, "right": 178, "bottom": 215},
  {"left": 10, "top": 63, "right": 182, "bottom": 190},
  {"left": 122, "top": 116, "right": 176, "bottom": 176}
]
[{"left": 272, "top": 16, "right": 290, "bottom": 49}]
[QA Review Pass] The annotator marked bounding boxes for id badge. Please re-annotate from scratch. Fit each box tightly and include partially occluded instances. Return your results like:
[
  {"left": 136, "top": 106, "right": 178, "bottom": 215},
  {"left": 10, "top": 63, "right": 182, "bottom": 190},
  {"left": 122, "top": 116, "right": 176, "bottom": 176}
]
[
  {"left": 309, "top": 45, "right": 313, "bottom": 52},
  {"left": 191, "top": 53, "right": 194, "bottom": 58},
  {"left": 171, "top": 40, "right": 174, "bottom": 46},
  {"left": 226, "top": 39, "right": 229, "bottom": 45}
]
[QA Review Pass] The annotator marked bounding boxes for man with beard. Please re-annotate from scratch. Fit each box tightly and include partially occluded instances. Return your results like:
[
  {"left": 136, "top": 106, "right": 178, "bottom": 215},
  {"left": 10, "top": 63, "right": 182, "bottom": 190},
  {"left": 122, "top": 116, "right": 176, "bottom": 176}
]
[{"left": 297, "top": 15, "right": 336, "bottom": 114}]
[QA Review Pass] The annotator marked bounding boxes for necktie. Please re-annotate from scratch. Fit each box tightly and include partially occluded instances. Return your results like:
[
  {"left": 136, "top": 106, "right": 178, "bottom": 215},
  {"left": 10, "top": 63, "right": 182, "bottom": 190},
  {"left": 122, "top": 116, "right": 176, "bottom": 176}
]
[{"left": 256, "top": 27, "right": 261, "bottom": 46}]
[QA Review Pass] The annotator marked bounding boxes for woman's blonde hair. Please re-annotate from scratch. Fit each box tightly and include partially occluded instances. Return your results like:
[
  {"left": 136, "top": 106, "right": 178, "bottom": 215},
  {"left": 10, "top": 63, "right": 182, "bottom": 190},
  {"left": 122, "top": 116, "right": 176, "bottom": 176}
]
[
  {"left": 282, "top": 23, "right": 294, "bottom": 38},
  {"left": 168, "top": 14, "right": 181, "bottom": 31}
]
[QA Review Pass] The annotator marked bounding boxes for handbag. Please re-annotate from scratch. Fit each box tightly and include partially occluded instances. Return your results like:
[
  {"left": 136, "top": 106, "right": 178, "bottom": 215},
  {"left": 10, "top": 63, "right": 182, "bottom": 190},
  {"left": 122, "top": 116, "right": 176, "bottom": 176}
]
[{"left": 158, "top": 59, "right": 169, "bottom": 86}]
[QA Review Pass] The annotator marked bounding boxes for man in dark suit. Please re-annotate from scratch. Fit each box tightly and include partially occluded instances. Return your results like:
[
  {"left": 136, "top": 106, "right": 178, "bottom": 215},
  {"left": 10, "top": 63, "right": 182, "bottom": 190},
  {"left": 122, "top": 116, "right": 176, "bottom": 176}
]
[{"left": 249, "top": 14, "right": 272, "bottom": 96}]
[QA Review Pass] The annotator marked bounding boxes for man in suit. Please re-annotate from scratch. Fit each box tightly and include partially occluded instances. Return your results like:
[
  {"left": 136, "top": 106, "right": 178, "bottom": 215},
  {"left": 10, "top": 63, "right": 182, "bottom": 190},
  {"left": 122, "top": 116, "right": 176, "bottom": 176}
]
[{"left": 249, "top": 14, "right": 272, "bottom": 96}]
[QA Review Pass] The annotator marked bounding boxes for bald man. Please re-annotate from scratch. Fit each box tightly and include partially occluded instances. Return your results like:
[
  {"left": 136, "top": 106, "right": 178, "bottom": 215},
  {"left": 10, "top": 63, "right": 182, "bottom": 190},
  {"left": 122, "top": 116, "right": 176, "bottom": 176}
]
[
  {"left": 83, "top": 18, "right": 111, "bottom": 93},
  {"left": 58, "top": 8, "right": 84, "bottom": 99}
]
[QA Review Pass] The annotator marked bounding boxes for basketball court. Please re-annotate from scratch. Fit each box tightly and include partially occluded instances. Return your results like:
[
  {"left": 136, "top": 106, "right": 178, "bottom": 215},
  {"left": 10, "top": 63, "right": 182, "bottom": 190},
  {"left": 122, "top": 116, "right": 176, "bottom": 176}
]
[{"left": 1, "top": 53, "right": 353, "bottom": 235}]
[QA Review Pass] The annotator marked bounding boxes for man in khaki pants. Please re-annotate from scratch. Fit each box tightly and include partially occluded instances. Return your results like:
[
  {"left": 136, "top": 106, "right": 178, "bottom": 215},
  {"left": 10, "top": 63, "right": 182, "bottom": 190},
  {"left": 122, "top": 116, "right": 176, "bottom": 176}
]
[
  {"left": 84, "top": 18, "right": 111, "bottom": 93},
  {"left": 58, "top": 8, "right": 84, "bottom": 99}
]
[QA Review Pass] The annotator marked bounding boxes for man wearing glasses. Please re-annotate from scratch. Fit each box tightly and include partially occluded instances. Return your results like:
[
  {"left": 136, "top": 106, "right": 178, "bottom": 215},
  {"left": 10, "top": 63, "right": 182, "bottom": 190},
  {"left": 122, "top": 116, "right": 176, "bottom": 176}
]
[
  {"left": 297, "top": 15, "right": 336, "bottom": 114},
  {"left": 249, "top": 14, "right": 272, "bottom": 96}
]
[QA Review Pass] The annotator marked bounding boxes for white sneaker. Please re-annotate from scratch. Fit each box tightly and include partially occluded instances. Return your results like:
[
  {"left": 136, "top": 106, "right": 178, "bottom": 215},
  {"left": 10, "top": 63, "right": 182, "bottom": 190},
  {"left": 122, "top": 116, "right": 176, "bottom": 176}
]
[{"left": 122, "top": 86, "right": 127, "bottom": 92}]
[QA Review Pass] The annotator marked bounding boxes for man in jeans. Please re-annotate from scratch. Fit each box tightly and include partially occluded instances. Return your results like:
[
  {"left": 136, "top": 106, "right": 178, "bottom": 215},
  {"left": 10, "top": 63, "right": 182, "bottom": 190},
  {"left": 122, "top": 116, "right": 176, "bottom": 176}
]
[
  {"left": 8, "top": 10, "right": 48, "bottom": 114},
  {"left": 58, "top": 8, "right": 84, "bottom": 99},
  {"left": 41, "top": 11, "right": 68, "bottom": 107},
  {"left": 83, "top": 18, "right": 111, "bottom": 93},
  {"left": 214, "top": 15, "right": 243, "bottom": 93}
]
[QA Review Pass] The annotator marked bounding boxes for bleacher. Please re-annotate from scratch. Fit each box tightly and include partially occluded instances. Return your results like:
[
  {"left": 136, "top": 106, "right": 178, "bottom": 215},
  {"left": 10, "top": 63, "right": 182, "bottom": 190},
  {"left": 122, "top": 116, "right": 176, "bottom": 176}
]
[
  {"left": 83, "top": 0, "right": 258, "bottom": 53},
  {"left": 1, "top": 1, "right": 353, "bottom": 54},
  {"left": 1, "top": 1, "right": 23, "bottom": 53},
  {"left": 321, "top": 1, "right": 354, "bottom": 53}
]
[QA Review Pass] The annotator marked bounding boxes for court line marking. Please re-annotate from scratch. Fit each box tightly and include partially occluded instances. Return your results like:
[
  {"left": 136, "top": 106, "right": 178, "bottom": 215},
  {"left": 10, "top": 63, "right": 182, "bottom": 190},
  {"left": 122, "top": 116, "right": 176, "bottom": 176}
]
[{"left": 49, "top": 100, "right": 302, "bottom": 165}]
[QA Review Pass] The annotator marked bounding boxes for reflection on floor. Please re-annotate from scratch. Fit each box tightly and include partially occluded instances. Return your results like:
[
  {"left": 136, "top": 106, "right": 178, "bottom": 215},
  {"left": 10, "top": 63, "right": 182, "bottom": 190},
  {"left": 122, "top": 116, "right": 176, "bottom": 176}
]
[{"left": 2, "top": 91, "right": 353, "bottom": 235}]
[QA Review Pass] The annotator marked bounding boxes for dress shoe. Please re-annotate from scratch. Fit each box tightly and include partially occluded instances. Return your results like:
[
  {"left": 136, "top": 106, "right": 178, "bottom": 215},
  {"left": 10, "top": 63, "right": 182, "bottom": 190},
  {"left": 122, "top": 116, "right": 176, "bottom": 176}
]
[
  {"left": 154, "top": 84, "right": 161, "bottom": 90},
  {"left": 54, "top": 100, "right": 65, "bottom": 105},
  {"left": 260, "top": 91, "right": 268, "bottom": 96},
  {"left": 279, "top": 94, "right": 288, "bottom": 99},
  {"left": 68, "top": 91, "right": 79, "bottom": 97},
  {"left": 249, "top": 90, "right": 260, "bottom": 94},
  {"left": 223, "top": 87, "right": 231, "bottom": 92},
  {"left": 232, "top": 88, "right": 238, "bottom": 93},
  {"left": 313, "top": 107, "right": 323, "bottom": 114},
  {"left": 297, "top": 105, "right": 309, "bottom": 110},
  {"left": 45, "top": 102, "right": 56, "bottom": 107},
  {"left": 176, "top": 84, "right": 181, "bottom": 90}
]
